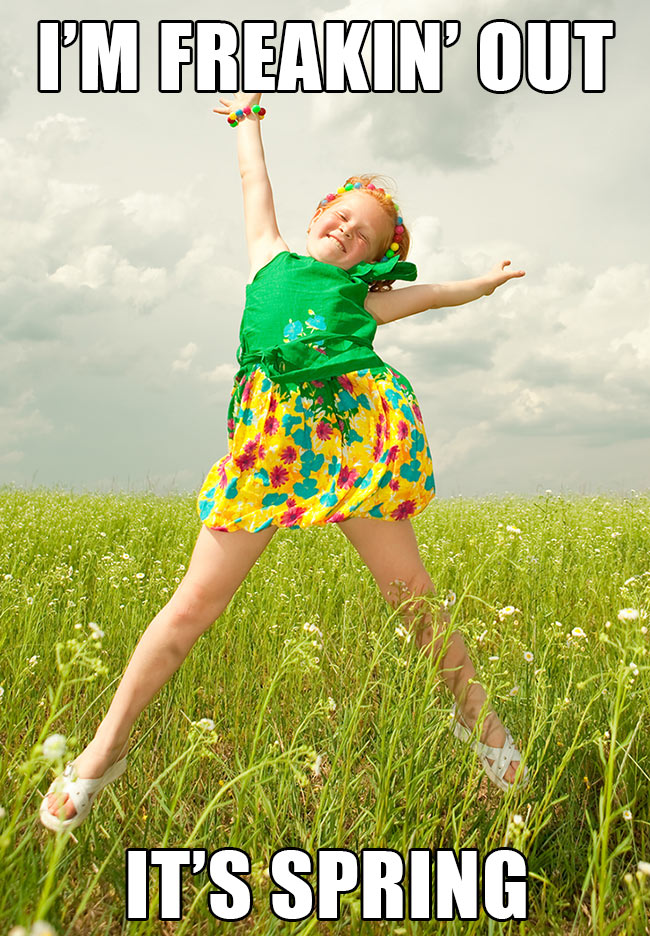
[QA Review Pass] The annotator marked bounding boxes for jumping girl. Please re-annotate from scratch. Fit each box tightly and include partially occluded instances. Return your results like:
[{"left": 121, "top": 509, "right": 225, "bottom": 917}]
[{"left": 40, "top": 92, "right": 528, "bottom": 832}]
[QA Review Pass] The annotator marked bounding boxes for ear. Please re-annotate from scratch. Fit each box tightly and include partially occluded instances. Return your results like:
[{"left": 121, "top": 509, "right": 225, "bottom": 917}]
[{"left": 308, "top": 205, "right": 326, "bottom": 233}]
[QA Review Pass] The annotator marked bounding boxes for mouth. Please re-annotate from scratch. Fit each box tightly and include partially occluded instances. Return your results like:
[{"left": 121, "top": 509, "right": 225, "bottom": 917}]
[{"left": 329, "top": 234, "right": 345, "bottom": 252}]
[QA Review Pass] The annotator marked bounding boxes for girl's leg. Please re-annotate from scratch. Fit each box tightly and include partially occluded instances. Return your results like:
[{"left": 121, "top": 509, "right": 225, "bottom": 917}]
[
  {"left": 45, "top": 522, "right": 277, "bottom": 819},
  {"left": 336, "top": 515, "right": 521, "bottom": 784}
]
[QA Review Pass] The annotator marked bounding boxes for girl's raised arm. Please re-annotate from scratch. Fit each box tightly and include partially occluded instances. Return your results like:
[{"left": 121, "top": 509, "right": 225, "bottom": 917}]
[{"left": 213, "top": 93, "right": 288, "bottom": 277}]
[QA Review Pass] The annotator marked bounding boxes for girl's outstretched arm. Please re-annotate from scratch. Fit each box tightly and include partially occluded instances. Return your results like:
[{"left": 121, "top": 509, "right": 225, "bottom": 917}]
[
  {"left": 364, "top": 260, "right": 526, "bottom": 326},
  {"left": 213, "top": 93, "right": 288, "bottom": 277}
]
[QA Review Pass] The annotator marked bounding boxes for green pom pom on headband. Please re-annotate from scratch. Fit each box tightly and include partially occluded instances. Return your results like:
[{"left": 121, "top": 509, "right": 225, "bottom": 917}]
[{"left": 319, "top": 181, "right": 404, "bottom": 263}]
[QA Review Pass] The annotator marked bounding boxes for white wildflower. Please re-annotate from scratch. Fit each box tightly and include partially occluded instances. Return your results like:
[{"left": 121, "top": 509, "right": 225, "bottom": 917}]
[
  {"left": 498, "top": 606, "right": 520, "bottom": 621},
  {"left": 395, "top": 623, "right": 412, "bottom": 643},
  {"left": 506, "top": 525, "right": 521, "bottom": 535},
  {"left": 8, "top": 927, "right": 28, "bottom": 936},
  {"left": 443, "top": 591, "right": 457, "bottom": 608},
  {"left": 0, "top": 685, "right": 4, "bottom": 701},
  {"left": 523, "top": 651, "right": 534, "bottom": 663},
  {"left": 31, "top": 923, "right": 58, "bottom": 936},
  {"left": 0, "top": 805, "right": 5, "bottom": 818},
  {"left": 571, "top": 627, "right": 586, "bottom": 638},
  {"left": 28, "top": 655, "right": 39, "bottom": 666},
  {"left": 488, "top": 655, "right": 499, "bottom": 661},
  {"left": 312, "top": 754, "right": 324, "bottom": 777},
  {"left": 135, "top": 572, "right": 145, "bottom": 580},
  {"left": 4, "top": 573, "right": 13, "bottom": 581},
  {"left": 623, "top": 809, "right": 632, "bottom": 821},
  {"left": 511, "top": 814, "right": 524, "bottom": 826},
  {"left": 327, "top": 697, "right": 336, "bottom": 713},
  {"left": 638, "top": 861, "right": 650, "bottom": 877},
  {"left": 509, "top": 686, "right": 519, "bottom": 696},
  {"left": 88, "top": 622, "right": 105, "bottom": 639},
  {"left": 618, "top": 608, "right": 639, "bottom": 622},
  {"left": 195, "top": 718, "right": 215, "bottom": 732},
  {"left": 42, "top": 734, "right": 67, "bottom": 761},
  {"left": 641, "top": 626, "right": 648, "bottom": 635}
]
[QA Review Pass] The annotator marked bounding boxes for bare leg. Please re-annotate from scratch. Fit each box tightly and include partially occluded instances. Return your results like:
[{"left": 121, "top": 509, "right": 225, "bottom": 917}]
[
  {"left": 46, "top": 522, "right": 277, "bottom": 819},
  {"left": 337, "top": 516, "right": 521, "bottom": 784}
]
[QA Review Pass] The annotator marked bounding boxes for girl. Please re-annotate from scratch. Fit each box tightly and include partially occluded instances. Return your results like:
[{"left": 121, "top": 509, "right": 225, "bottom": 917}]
[{"left": 40, "top": 92, "right": 528, "bottom": 832}]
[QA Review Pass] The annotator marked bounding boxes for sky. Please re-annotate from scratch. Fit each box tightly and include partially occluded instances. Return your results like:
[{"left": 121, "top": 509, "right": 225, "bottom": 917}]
[{"left": 1, "top": 0, "right": 649, "bottom": 500}]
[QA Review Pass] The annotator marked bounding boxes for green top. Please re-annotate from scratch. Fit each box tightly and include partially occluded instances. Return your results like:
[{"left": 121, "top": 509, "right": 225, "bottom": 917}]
[{"left": 234, "top": 251, "right": 418, "bottom": 388}]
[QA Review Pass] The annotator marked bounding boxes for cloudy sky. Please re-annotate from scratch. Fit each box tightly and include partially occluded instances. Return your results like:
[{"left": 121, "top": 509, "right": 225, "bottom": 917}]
[{"left": 1, "top": 0, "right": 648, "bottom": 500}]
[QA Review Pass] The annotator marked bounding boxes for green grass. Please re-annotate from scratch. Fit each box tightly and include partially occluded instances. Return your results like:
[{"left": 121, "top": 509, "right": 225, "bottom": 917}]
[{"left": 1, "top": 485, "right": 649, "bottom": 935}]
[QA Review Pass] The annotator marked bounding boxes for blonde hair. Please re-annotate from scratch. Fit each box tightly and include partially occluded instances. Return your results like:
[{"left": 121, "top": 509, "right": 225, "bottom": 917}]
[{"left": 312, "top": 173, "right": 411, "bottom": 293}]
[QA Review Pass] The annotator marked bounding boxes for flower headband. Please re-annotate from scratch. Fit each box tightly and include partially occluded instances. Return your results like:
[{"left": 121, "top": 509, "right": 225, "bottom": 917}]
[{"left": 319, "top": 182, "right": 404, "bottom": 263}]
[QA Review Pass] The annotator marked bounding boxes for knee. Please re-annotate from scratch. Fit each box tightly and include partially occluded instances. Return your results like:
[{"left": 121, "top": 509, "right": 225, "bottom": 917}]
[
  {"left": 385, "top": 572, "right": 451, "bottom": 651},
  {"left": 167, "top": 580, "right": 228, "bottom": 634}
]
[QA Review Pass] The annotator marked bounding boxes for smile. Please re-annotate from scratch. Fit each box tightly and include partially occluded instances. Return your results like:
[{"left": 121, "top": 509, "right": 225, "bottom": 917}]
[{"left": 329, "top": 234, "right": 345, "bottom": 252}]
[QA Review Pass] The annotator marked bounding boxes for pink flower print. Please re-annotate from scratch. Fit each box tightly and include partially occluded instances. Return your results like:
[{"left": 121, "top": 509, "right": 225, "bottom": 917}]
[
  {"left": 218, "top": 463, "right": 229, "bottom": 489},
  {"left": 316, "top": 421, "right": 333, "bottom": 441},
  {"left": 242, "top": 376, "right": 254, "bottom": 405},
  {"left": 312, "top": 380, "right": 324, "bottom": 388},
  {"left": 317, "top": 396, "right": 324, "bottom": 405},
  {"left": 258, "top": 443, "right": 266, "bottom": 461},
  {"left": 375, "top": 420, "right": 384, "bottom": 438},
  {"left": 270, "top": 464, "right": 289, "bottom": 488},
  {"left": 227, "top": 418, "right": 235, "bottom": 433},
  {"left": 413, "top": 403, "right": 422, "bottom": 421},
  {"left": 286, "top": 496, "right": 297, "bottom": 508},
  {"left": 373, "top": 437, "right": 384, "bottom": 461},
  {"left": 234, "top": 450, "right": 257, "bottom": 472},
  {"left": 337, "top": 374, "right": 354, "bottom": 393},
  {"left": 337, "top": 466, "right": 359, "bottom": 490},
  {"left": 264, "top": 415, "right": 279, "bottom": 436},
  {"left": 386, "top": 445, "right": 400, "bottom": 465},
  {"left": 281, "top": 445, "right": 298, "bottom": 464},
  {"left": 389, "top": 478, "right": 400, "bottom": 492},
  {"left": 269, "top": 395, "right": 278, "bottom": 414},
  {"left": 397, "top": 420, "right": 409, "bottom": 441},
  {"left": 381, "top": 396, "right": 390, "bottom": 419},
  {"left": 281, "top": 503, "right": 308, "bottom": 526},
  {"left": 392, "top": 500, "right": 416, "bottom": 520},
  {"left": 326, "top": 511, "right": 346, "bottom": 523},
  {"left": 337, "top": 418, "right": 345, "bottom": 431}
]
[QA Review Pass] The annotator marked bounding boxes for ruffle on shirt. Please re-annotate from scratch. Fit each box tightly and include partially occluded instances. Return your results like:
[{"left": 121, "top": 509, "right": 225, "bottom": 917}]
[{"left": 345, "top": 255, "right": 418, "bottom": 285}]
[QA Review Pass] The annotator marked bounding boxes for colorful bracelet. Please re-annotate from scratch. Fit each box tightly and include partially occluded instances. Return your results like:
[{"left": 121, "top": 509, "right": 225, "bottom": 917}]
[
  {"left": 320, "top": 181, "right": 404, "bottom": 262},
  {"left": 228, "top": 105, "right": 266, "bottom": 127}
]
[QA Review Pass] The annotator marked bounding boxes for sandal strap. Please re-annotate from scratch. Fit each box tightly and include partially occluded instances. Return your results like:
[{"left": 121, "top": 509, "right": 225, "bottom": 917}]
[{"left": 450, "top": 706, "right": 524, "bottom": 781}]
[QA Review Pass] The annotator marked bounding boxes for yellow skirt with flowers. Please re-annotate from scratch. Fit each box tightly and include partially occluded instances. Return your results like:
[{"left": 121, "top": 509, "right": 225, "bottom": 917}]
[{"left": 196, "top": 363, "right": 436, "bottom": 533}]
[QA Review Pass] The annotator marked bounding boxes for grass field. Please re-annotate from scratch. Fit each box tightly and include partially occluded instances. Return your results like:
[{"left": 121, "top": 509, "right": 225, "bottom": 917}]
[{"left": 1, "top": 486, "right": 649, "bottom": 935}]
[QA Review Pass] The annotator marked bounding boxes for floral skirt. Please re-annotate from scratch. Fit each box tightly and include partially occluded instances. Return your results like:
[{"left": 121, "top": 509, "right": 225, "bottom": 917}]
[{"left": 196, "top": 363, "right": 436, "bottom": 533}]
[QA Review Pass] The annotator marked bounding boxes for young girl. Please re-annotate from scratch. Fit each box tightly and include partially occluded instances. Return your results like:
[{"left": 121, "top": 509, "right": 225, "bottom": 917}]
[{"left": 40, "top": 93, "right": 528, "bottom": 832}]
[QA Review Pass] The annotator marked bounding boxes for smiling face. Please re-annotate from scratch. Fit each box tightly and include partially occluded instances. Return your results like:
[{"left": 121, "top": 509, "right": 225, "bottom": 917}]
[{"left": 306, "top": 191, "right": 394, "bottom": 269}]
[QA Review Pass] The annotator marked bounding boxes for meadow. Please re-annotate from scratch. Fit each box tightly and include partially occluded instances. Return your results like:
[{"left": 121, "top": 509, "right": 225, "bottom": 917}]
[{"left": 0, "top": 485, "right": 648, "bottom": 935}]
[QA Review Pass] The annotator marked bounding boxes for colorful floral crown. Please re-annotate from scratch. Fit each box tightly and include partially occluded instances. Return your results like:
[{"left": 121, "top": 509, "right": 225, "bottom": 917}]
[{"left": 319, "top": 181, "right": 404, "bottom": 263}]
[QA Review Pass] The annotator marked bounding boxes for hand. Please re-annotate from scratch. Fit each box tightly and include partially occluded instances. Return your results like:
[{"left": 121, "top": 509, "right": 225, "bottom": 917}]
[
  {"left": 483, "top": 260, "right": 526, "bottom": 296},
  {"left": 212, "top": 91, "right": 262, "bottom": 118}
]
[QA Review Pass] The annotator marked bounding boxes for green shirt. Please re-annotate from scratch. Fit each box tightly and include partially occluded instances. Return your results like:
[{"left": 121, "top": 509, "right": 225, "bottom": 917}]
[{"left": 228, "top": 250, "right": 418, "bottom": 428}]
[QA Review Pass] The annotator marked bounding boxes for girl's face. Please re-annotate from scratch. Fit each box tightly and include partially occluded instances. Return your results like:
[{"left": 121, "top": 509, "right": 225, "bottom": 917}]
[{"left": 306, "top": 192, "right": 394, "bottom": 269}]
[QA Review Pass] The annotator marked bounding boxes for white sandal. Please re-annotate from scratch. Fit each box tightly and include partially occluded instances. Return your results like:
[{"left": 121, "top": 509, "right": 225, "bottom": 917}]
[
  {"left": 450, "top": 703, "right": 529, "bottom": 792},
  {"left": 39, "top": 752, "right": 128, "bottom": 832}
]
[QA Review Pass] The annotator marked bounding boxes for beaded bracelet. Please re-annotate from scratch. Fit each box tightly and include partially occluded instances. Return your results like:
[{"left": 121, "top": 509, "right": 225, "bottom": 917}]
[
  {"left": 319, "top": 181, "right": 404, "bottom": 262},
  {"left": 228, "top": 104, "right": 266, "bottom": 127}
]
